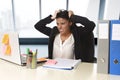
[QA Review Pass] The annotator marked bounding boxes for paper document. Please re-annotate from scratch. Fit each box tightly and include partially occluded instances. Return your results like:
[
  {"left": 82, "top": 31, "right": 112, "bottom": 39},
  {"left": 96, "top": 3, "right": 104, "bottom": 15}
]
[{"left": 43, "top": 58, "right": 81, "bottom": 70}]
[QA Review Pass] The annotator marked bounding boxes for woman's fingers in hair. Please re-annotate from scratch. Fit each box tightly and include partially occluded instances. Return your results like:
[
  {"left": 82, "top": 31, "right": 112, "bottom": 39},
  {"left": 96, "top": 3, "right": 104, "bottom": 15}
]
[
  {"left": 68, "top": 10, "right": 74, "bottom": 18},
  {"left": 51, "top": 10, "right": 60, "bottom": 19}
]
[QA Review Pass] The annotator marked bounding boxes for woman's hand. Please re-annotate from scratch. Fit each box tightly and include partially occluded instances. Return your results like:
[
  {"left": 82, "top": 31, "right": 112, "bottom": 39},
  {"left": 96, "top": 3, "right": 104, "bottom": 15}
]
[
  {"left": 68, "top": 10, "right": 74, "bottom": 18},
  {"left": 51, "top": 10, "right": 60, "bottom": 20}
]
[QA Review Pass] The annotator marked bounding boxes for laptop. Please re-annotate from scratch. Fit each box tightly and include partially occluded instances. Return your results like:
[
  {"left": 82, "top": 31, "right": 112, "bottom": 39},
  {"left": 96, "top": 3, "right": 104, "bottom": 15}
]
[{"left": 0, "top": 32, "right": 48, "bottom": 66}]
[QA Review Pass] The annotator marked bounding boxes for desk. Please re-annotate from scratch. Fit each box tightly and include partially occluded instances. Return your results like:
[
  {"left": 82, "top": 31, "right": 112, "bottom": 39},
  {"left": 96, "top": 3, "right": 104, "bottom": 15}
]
[{"left": 0, "top": 59, "right": 120, "bottom": 80}]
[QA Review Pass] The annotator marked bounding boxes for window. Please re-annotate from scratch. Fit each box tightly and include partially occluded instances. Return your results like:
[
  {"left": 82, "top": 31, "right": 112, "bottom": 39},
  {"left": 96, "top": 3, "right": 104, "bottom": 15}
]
[
  {"left": 13, "top": 0, "right": 40, "bottom": 38},
  {"left": 68, "top": 0, "right": 89, "bottom": 16},
  {"left": 0, "top": 0, "right": 14, "bottom": 31},
  {"left": 41, "top": 0, "right": 67, "bottom": 28},
  {"left": 0, "top": 0, "right": 101, "bottom": 38}
]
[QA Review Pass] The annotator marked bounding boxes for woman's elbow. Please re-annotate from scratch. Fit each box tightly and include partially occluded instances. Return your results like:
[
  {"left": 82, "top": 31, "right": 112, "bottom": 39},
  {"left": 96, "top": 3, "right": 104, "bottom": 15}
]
[
  {"left": 34, "top": 24, "right": 38, "bottom": 29},
  {"left": 90, "top": 21, "right": 96, "bottom": 28},
  {"left": 34, "top": 22, "right": 41, "bottom": 30}
]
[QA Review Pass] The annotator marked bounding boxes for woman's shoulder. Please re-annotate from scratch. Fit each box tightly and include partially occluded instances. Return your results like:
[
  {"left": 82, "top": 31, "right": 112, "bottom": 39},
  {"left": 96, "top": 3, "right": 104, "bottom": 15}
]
[{"left": 52, "top": 27, "right": 59, "bottom": 34}]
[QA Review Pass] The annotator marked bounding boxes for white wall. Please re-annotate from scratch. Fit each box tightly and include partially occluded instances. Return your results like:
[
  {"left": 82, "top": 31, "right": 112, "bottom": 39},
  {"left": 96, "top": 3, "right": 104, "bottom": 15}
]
[
  {"left": 86, "top": 0, "right": 100, "bottom": 38},
  {"left": 104, "top": 0, "right": 120, "bottom": 20}
]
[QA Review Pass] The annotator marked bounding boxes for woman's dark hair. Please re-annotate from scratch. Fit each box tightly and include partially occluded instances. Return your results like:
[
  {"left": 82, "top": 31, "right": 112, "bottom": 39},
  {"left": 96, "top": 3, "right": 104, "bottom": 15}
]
[{"left": 56, "top": 10, "right": 70, "bottom": 21}]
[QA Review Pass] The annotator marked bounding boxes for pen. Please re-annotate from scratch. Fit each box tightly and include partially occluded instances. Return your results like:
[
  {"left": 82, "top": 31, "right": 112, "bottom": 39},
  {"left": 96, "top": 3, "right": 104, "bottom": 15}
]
[{"left": 26, "top": 48, "right": 30, "bottom": 54}]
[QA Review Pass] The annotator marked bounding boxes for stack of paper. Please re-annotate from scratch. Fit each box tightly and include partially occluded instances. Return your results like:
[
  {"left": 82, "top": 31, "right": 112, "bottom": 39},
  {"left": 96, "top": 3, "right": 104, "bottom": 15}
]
[{"left": 43, "top": 58, "right": 81, "bottom": 70}]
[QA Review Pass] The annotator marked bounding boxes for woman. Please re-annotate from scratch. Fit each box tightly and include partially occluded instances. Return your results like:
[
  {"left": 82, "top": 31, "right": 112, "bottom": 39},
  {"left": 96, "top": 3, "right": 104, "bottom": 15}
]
[{"left": 34, "top": 10, "right": 96, "bottom": 62}]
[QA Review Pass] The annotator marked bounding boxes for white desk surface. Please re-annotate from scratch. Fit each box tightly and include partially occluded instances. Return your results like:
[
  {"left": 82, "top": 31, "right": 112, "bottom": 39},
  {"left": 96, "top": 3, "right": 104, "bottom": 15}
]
[{"left": 0, "top": 59, "right": 120, "bottom": 80}]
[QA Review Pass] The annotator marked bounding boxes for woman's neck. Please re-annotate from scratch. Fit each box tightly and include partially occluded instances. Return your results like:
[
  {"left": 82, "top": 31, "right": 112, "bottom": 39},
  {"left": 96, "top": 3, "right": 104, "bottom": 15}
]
[{"left": 60, "top": 32, "right": 71, "bottom": 44}]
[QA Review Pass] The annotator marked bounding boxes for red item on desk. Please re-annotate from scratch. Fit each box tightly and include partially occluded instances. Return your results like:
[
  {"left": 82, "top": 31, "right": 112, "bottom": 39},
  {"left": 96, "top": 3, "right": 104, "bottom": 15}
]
[{"left": 45, "top": 60, "right": 57, "bottom": 65}]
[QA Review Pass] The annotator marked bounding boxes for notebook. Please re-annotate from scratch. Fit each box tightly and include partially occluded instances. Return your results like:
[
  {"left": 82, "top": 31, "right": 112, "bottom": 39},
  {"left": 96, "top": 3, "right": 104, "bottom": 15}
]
[
  {"left": 43, "top": 58, "right": 81, "bottom": 70},
  {"left": 0, "top": 32, "right": 47, "bottom": 66}
]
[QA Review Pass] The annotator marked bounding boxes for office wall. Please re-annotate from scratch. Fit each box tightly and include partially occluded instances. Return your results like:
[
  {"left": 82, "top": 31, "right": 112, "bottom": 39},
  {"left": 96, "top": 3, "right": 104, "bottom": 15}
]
[
  {"left": 104, "top": 0, "right": 120, "bottom": 20},
  {"left": 86, "top": 0, "right": 120, "bottom": 38},
  {"left": 86, "top": 0, "right": 100, "bottom": 38}
]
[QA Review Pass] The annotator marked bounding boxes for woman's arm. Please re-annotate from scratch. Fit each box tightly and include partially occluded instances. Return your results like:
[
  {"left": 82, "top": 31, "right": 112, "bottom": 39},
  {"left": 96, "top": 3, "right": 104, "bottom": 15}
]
[
  {"left": 34, "top": 10, "right": 60, "bottom": 36},
  {"left": 68, "top": 10, "right": 95, "bottom": 33},
  {"left": 34, "top": 15, "right": 54, "bottom": 36},
  {"left": 70, "top": 14, "right": 96, "bottom": 33}
]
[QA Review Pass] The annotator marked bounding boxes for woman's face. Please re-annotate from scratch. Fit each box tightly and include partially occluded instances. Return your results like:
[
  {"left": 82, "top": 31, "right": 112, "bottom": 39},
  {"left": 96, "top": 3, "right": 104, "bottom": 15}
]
[{"left": 56, "top": 18, "right": 72, "bottom": 35}]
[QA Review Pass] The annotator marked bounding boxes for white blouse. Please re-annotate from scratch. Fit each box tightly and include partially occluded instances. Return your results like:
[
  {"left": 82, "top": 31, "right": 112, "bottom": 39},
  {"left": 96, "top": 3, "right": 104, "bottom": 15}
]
[{"left": 53, "top": 34, "right": 75, "bottom": 59}]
